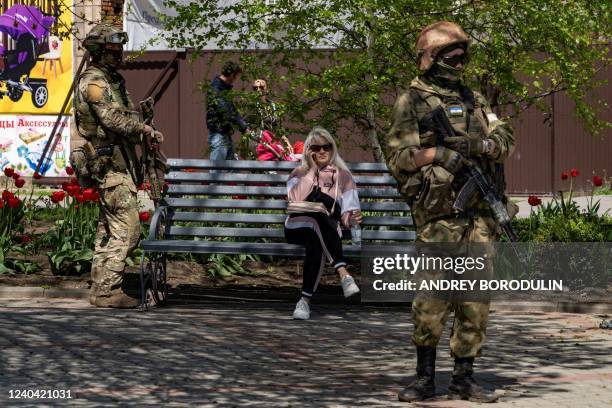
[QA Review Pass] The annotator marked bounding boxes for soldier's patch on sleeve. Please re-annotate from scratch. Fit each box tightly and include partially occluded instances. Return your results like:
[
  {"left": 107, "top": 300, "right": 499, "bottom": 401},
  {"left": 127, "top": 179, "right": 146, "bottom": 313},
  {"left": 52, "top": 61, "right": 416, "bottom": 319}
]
[
  {"left": 86, "top": 84, "right": 105, "bottom": 103},
  {"left": 486, "top": 113, "right": 499, "bottom": 123}
]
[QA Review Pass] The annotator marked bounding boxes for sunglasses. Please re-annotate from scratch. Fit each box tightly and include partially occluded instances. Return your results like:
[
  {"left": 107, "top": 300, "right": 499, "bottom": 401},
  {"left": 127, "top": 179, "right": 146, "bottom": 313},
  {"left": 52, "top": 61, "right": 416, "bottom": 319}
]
[
  {"left": 253, "top": 85, "right": 266, "bottom": 90},
  {"left": 441, "top": 53, "right": 467, "bottom": 68},
  {"left": 310, "top": 143, "right": 333, "bottom": 152}
]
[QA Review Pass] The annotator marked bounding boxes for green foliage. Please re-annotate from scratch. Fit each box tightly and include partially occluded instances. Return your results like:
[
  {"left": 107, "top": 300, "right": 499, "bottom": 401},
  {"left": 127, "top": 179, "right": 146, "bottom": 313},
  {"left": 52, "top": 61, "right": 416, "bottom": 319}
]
[
  {"left": 45, "top": 195, "right": 99, "bottom": 275},
  {"left": 0, "top": 180, "right": 35, "bottom": 274},
  {"left": 206, "top": 253, "right": 261, "bottom": 278},
  {"left": 161, "top": 0, "right": 611, "bottom": 161},
  {"left": 513, "top": 198, "right": 611, "bottom": 242}
]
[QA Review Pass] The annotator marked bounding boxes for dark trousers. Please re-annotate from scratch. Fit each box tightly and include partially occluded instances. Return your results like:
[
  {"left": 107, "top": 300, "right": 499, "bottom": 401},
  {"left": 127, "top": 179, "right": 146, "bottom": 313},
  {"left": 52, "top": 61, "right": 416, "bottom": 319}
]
[{"left": 285, "top": 215, "right": 346, "bottom": 298}]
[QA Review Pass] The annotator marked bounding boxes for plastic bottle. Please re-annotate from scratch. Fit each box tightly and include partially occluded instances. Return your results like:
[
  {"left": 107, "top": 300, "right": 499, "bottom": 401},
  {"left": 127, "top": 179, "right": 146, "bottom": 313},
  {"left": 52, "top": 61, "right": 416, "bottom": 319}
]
[{"left": 350, "top": 210, "right": 362, "bottom": 247}]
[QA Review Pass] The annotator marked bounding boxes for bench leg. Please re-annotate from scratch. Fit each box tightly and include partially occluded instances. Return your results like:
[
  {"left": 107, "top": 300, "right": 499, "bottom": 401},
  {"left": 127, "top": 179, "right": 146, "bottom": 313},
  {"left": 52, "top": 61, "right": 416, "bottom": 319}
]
[
  {"left": 139, "top": 253, "right": 147, "bottom": 311},
  {"left": 138, "top": 253, "right": 167, "bottom": 311},
  {"left": 151, "top": 254, "right": 168, "bottom": 305}
]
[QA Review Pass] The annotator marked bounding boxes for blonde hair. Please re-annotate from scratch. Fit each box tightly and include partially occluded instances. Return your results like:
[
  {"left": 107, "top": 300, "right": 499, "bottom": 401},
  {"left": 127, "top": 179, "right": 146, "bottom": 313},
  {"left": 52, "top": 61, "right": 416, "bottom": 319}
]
[{"left": 301, "top": 126, "right": 349, "bottom": 172}]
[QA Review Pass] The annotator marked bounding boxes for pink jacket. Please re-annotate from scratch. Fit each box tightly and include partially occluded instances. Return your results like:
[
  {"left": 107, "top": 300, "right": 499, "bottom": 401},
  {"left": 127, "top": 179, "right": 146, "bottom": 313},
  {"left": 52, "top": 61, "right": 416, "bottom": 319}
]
[{"left": 286, "top": 164, "right": 360, "bottom": 229}]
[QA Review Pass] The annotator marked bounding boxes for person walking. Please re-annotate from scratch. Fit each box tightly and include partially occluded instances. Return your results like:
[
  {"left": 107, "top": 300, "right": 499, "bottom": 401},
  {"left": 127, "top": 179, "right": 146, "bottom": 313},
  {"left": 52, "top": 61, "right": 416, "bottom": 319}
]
[
  {"left": 386, "top": 21, "right": 517, "bottom": 402},
  {"left": 206, "top": 61, "right": 249, "bottom": 161},
  {"left": 285, "top": 126, "right": 362, "bottom": 320},
  {"left": 74, "top": 24, "right": 163, "bottom": 308},
  {"left": 248, "top": 78, "right": 294, "bottom": 161}
]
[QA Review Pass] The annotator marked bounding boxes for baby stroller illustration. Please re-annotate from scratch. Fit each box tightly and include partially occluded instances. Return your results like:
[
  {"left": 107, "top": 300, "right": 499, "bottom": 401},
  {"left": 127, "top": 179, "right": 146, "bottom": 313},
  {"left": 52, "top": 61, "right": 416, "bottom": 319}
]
[{"left": 0, "top": 5, "right": 55, "bottom": 108}]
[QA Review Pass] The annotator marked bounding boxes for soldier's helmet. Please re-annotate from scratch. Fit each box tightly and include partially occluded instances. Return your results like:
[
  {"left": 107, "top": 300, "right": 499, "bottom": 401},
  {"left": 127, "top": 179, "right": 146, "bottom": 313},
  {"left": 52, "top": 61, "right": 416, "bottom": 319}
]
[
  {"left": 82, "top": 24, "right": 128, "bottom": 56},
  {"left": 415, "top": 21, "right": 469, "bottom": 72}
]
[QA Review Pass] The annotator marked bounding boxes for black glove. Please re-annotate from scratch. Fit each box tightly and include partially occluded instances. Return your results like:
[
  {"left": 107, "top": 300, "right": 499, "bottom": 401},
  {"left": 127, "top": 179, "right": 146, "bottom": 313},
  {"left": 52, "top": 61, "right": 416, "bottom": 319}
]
[{"left": 433, "top": 146, "right": 464, "bottom": 174}]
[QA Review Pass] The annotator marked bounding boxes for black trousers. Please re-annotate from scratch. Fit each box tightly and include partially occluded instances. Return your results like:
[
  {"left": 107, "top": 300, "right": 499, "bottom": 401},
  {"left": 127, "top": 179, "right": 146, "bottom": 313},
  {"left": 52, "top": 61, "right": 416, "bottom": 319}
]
[{"left": 285, "top": 214, "right": 346, "bottom": 298}]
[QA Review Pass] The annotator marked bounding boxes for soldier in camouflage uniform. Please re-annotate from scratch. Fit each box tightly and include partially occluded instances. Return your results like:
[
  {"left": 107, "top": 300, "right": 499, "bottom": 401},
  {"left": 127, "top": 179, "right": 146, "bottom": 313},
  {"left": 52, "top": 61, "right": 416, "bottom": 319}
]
[
  {"left": 74, "top": 24, "right": 163, "bottom": 308},
  {"left": 386, "top": 22, "right": 517, "bottom": 402}
]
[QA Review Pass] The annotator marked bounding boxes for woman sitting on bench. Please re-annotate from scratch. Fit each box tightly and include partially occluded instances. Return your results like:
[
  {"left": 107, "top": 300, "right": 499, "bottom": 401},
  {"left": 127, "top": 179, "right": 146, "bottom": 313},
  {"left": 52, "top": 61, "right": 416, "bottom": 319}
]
[{"left": 285, "top": 126, "right": 363, "bottom": 320}]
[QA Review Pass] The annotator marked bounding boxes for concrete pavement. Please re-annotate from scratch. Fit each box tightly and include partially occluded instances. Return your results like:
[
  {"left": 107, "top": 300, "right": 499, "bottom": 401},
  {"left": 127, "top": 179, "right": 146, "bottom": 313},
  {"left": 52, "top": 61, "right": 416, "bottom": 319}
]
[{"left": 0, "top": 298, "right": 610, "bottom": 407}]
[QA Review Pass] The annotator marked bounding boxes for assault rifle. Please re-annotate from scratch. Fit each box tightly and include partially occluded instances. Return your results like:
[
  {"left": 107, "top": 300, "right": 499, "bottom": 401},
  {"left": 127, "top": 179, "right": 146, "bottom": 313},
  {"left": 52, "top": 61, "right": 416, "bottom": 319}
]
[
  {"left": 139, "top": 97, "right": 168, "bottom": 205},
  {"left": 423, "top": 105, "right": 518, "bottom": 242}
]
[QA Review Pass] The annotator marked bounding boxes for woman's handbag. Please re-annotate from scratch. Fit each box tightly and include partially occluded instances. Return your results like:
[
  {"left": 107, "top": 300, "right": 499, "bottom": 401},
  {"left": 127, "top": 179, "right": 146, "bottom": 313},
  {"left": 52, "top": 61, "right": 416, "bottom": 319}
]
[{"left": 286, "top": 201, "right": 329, "bottom": 216}]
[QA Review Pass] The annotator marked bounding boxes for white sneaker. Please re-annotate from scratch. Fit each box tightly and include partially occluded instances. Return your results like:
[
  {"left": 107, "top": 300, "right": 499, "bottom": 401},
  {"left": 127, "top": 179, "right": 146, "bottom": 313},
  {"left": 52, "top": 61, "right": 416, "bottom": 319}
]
[
  {"left": 292, "top": 298, "right": 310, "bottom": 320},
  {"left": 341, "top": 275, "right": 360, "bottom": 298}
]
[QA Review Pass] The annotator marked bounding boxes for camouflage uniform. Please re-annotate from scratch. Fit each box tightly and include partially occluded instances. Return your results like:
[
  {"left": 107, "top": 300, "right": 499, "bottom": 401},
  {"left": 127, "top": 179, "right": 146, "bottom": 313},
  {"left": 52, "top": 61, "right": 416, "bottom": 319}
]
[
  {"left": 388, "top": 21, "right": 516, "bottom": 403},
  {"left": 388, "top": 76, "right": 516, "bottom": 357},
  {"left": 74, "top": 25, "right": 145, "bottom": 307}
]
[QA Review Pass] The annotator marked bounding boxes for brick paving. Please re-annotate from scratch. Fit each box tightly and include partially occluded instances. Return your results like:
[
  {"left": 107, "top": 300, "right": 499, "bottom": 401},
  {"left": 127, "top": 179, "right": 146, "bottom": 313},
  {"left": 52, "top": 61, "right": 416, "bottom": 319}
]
[{"left": 0, "top": 298, "right": 610, "bottom": 407}]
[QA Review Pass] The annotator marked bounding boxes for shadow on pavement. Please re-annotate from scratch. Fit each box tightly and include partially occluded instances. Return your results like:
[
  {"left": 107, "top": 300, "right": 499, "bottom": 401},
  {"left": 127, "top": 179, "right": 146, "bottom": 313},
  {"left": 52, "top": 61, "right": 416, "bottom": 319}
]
[{"left": 0, "top": 303, "right": 609, "bottom": 406}]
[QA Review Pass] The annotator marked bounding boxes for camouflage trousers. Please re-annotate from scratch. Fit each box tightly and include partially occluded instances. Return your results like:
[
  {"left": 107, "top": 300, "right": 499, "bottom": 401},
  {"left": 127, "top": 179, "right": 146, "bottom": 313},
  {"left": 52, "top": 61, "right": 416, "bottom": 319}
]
[
  {"left": 91, "top": 173, "right": 140, "bottom": 297},
  {"left": 412, "top": 216, "right": 498, "bottom": 358}
]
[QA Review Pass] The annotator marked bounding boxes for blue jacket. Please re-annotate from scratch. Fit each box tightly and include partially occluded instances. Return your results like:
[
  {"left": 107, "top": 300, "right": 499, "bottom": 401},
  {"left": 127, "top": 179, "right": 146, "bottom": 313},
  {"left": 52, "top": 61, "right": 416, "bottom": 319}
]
[{"left": 206, "top": 76, "right": 248, "bottom": 135}]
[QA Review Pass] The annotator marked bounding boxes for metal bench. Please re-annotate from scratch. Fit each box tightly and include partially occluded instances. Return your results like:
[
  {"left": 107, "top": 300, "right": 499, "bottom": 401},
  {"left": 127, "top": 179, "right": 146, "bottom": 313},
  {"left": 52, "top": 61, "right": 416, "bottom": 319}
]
[{"left": 139, "top": 159, "right": 414, "bottom": 307}]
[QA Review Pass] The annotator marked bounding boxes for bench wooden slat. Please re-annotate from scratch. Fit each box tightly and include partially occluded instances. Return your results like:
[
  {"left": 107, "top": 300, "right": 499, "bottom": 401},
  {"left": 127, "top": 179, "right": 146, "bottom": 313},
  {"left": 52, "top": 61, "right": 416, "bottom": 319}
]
[
  {"left": 166, "top": 184, "right": 401, "bottom": 198},
  {"left": 165, "top": 226, "right": 415, "bottom": 241},
  {"left": 166, "top": 171, "right": 399, "bottom": 186},
  {"left": 169, "top": 212, "right": 413, "bottom": 226},
  {"left": 140, "top": 240, "right": 409, "bottom": 257},
  {"left": 167, "top": 159, "right": 389, "bottom": 173},
  {"left": 162, "top": 198, "right": 410, "bottom": 212}
]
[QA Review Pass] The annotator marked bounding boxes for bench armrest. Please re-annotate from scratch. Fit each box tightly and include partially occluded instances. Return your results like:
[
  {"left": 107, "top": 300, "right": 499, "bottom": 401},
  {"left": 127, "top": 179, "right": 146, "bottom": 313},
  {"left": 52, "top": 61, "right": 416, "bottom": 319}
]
[{"left": 146, "top": 205, "right": 169, "bottom": 241}]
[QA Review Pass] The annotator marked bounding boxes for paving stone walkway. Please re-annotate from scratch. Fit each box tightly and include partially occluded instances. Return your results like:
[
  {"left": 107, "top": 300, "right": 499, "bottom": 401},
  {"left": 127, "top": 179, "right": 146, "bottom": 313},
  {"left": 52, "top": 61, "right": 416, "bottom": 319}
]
[{"left": 0, "top": 298, "right": 610, "bottom": 407}]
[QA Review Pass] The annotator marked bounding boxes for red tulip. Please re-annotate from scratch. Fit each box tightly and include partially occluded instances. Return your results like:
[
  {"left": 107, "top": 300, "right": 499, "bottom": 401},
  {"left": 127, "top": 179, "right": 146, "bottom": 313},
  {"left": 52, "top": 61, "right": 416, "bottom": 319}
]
[
  {"left": 82, "top": 188, "right": 97, "bottom": 202},
  {"left": 592, "top": 175, "right": 603, "bottom": 187},
  {"left": 66, "top": 185, "right": 81, "bottom": 197},
  {"left": 74, "top": 204, "right": 79, "bottom": 210},
  {"left": 92, "top": 191, "right": 100, "bottom": 202},
  {"left": 21, "top": 235, "right": 32, "bottom": 244},
  {"left": 561, "top": 172, "right": 569, "bottom": 180},
  {"left": 3, "top": 167, "right": 14, "bottom": 177},
  {"left": 2, "top": 190, "right": 14, "bottom": 201},
  {"left": 570, "top": 168, "right": 579, "bottom": 178},
  {"left": 70, "top": 177, "right": 79, "bottom": 186},
  {"left": 14, "top": 178, "right": 25, "bottom": 188},
  {"left": 528, "top": 195, "right": 542, "bottom": 206},
  {"left": 61, "top": 182, "right": 70, "bottom": 191},
  {"left": 0, "top": 200, "right": 4, "bottom": 209},
  {"left": 12, "top": 172, "right": 20, "bottom": 180},
  {"left": 8, "top": 197, "right": 20, "bottom": 208},
  {"left": 76, "top": 194, "right": 86, "bottom": 203},
  {"left": 33, "top": 172, "right": 42, "bottom": 179},
  {"left": 139, "top": 211, "right": 151, "bottom": 222},
  {"left": 51, "top": 191, "right": 66, "bottom": 203},
  {"left": 65, "top": 166, "right": 75, "bottom": 175}
]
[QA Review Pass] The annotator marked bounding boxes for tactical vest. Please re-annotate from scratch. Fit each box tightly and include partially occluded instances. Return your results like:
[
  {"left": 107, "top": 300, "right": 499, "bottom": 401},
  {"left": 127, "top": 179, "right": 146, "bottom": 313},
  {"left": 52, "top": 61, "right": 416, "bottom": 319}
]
[
  {"left": 74, "top": 64, "right": 141, "bottom": 185},
  {"left": 410, "top": 77, "right": 502, "bottom": 214}
]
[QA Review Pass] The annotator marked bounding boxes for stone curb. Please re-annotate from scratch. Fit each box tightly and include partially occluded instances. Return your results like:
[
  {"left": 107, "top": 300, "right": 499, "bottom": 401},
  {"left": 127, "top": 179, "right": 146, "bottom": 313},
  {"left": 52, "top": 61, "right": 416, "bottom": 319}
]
[
  {"left": 1, "top": 285, "right": 611, "bottom": 314},
  {"left": 0, "top": 286, "right": 89, "bottom": 300}
]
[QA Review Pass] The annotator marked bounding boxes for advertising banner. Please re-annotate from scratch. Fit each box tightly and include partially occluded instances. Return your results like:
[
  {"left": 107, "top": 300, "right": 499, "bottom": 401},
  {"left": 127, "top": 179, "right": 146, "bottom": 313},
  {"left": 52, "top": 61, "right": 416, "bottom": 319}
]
[
  {"left": 0, "top": 114, "right": 70, "bottom": 177},
  {"left": 0, "top": 0, "right": 73, "bottom": 176}
]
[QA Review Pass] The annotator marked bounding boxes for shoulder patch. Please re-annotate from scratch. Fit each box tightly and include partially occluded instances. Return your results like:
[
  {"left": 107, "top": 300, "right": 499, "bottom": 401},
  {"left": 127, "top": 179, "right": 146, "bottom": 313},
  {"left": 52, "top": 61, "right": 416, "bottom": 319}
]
[{"left": 86, "top": 84, "right": 105, "bottom": 103}]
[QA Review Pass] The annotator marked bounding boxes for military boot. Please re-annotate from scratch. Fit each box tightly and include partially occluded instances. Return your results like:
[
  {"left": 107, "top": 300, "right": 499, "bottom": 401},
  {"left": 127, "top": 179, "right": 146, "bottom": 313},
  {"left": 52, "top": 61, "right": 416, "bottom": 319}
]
[
  {"left": 448, "top": 357, "right": 499, "bottom": 402},
  {"left": 93, "top": 289, "right": 140, "bottom": 309},
  {"left": 398, "top": 346, "right": 436, "bottom": 402}
]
